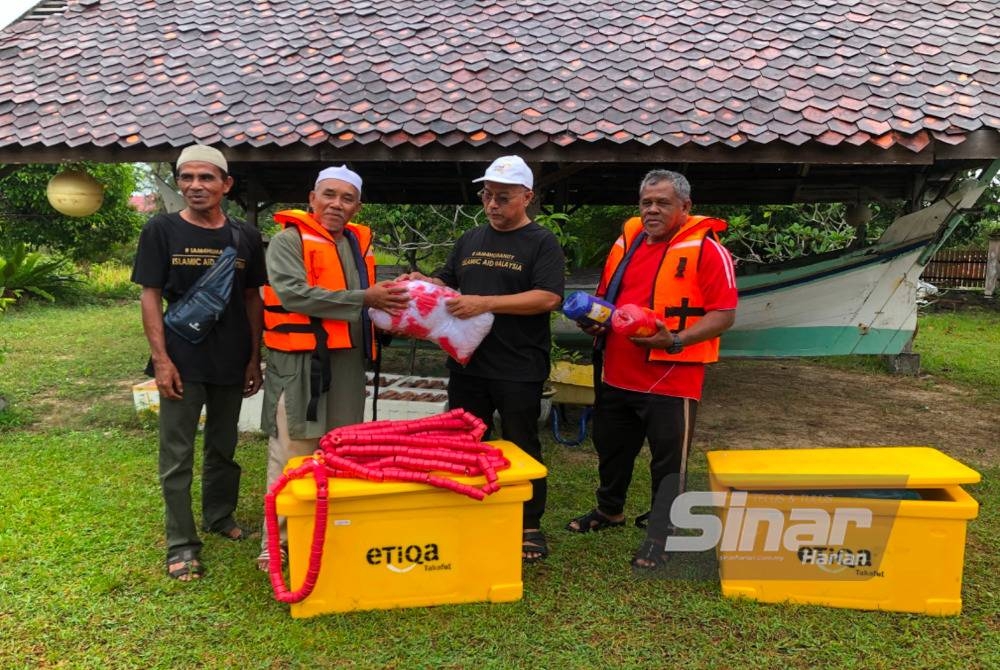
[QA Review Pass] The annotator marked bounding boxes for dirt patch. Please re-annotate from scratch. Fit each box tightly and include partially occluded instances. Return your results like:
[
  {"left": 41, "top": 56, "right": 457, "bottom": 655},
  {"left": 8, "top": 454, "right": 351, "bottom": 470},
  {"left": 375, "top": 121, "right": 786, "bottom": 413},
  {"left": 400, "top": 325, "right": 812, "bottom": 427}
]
[
  {"left": 28, "top": 380, "right": 138, "bottom": 431},
  {"left": 697, "top": 359, "right": 997, "bottom": 469}
]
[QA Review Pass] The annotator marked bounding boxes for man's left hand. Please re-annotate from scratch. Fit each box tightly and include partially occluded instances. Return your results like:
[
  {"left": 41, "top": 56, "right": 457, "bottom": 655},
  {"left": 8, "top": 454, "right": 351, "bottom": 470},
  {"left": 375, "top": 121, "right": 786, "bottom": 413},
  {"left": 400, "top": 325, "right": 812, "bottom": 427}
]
[{"left": 630, "top": 322, "right": 673, "bottom": 349}]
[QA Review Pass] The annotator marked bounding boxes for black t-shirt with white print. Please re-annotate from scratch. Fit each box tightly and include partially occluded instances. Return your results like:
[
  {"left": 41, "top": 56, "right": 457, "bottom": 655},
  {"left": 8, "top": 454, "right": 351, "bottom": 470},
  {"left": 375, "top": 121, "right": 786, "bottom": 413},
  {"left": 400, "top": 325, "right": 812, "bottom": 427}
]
[
  {"left": 131, "top": 212, "right": 266, "bottom": 385},
  {"left": 435, "top": 221, "right": 565, "bottom": 382}
]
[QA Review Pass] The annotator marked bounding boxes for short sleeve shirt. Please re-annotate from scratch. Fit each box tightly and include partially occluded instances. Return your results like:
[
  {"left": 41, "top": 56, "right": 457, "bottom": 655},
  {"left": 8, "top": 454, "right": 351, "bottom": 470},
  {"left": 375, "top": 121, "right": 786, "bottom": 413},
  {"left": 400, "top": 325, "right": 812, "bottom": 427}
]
[
  {"left": 603, "top": 235, "right": 737, "bottom": 400},
  {"left": 435, "top": 221, "right": 565, "bottom": 382},
  {"left": 131, "top": 213, "right": 266, "bottom": 385}
]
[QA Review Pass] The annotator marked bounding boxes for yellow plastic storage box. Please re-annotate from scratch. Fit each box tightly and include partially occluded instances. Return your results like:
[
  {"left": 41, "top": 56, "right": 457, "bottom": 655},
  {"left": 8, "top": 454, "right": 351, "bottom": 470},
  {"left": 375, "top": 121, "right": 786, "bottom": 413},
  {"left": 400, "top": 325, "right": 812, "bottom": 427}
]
[
  {"left": 277, "top": 440, "right": 546, "bottom": 617},
  {"left": 548, "top": 361, "right": 595, "bottom": 406},
  {"left": 706, "top": 446, "right": 980, "bottom": 616}
]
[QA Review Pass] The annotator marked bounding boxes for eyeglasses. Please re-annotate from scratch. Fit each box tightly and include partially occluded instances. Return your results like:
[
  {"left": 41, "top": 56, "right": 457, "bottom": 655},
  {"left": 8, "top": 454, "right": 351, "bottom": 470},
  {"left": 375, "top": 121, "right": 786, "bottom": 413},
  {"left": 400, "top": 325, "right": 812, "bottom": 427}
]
[{"left": 478, "top": 189, "right": 517, "bottom": 206}]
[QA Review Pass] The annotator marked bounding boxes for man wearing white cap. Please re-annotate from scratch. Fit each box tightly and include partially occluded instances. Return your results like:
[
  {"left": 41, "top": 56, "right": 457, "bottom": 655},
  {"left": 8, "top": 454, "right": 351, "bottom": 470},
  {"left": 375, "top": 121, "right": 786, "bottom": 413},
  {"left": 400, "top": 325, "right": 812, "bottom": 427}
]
[
  {"left": 402, "top": 155, "right": 566, "bottom": 563},
  {"left": 132, "top": 144, "right": 267, "bottom": 581},
  {"left": 257, "top": 165, "right": 409, "bottom": 570}
]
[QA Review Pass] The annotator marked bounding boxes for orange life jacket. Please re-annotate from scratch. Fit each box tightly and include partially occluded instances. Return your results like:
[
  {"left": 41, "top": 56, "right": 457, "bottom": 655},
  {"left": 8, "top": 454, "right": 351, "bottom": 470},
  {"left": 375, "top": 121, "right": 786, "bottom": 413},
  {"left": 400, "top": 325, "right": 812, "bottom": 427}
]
[
  {"left": 262, "top": 209, "right": 376, "bottom": 358},
  {"left": 598, "top": 215, "right": 727, "bottom": 364}
]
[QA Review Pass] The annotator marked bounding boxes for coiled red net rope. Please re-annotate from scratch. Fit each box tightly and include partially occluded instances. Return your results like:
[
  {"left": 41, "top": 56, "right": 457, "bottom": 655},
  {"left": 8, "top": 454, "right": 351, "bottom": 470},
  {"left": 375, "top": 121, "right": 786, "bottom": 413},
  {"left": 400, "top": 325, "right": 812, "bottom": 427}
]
[{"left": 265, "top": 409, "right": 509, "bottom": 603}]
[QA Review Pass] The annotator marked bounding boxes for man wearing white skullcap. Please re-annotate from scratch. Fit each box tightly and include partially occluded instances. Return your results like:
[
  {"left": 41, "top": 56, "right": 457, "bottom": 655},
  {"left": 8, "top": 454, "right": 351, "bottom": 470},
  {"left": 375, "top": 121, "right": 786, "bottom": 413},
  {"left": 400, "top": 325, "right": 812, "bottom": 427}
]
[
  {"left": 256, "top": 166, "right": 409, "bottom": 571},
  {"left": 132, "top": 144, "right": 267, "bottom": 581}
]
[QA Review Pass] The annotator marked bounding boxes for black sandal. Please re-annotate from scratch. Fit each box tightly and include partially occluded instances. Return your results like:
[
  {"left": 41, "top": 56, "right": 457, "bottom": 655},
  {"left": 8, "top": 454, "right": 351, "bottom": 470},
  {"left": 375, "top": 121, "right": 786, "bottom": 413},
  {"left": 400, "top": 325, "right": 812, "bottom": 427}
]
[
  {"left": 630, "top": 537, "right": 669, "bottom": 570},
  {"left": 166, "top": 548, "right": 205, "bottom": 581},
  {"left": 635, "top": 511, "right": 650, "bottom": 529},
  {"left": 565, "top": 508, "right": 626, "bottom": 533},
  {"left": 522, "top": 530, "right": 549, "bottom": 563}
]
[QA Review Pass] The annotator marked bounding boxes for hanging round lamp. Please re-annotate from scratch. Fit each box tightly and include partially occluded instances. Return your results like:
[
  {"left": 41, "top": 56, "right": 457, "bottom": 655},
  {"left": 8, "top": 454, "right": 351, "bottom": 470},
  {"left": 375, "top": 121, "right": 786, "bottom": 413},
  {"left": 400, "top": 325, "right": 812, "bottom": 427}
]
[{"left": 46, "top": 169, "right": 105, "bottom": 217}]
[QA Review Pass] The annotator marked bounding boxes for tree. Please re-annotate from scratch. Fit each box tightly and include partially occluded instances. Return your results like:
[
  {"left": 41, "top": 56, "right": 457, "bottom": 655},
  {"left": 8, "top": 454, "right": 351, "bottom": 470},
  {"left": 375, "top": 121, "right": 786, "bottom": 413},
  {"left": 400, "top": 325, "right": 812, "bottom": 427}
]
[
  {"left": 363, "top": 204, "right": 483, "bottom": 272},
  {"left": 0, "top": 163, "right": 146, "bottom": 262}
]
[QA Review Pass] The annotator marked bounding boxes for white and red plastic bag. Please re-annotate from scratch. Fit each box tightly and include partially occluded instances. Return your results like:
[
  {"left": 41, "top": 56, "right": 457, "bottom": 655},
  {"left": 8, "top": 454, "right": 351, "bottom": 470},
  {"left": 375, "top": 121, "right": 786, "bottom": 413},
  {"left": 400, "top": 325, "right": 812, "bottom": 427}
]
[{"left": 368, "top": 280, "right": 494, "bottom": 365}]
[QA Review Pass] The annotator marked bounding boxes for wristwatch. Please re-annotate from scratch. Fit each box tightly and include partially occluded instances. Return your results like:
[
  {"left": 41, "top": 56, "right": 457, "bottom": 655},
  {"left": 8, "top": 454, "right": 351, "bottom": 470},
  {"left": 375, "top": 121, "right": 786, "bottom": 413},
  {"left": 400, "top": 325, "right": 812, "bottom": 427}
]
[{"left": 667, "top": 332, "right": 684, "bottom": 354}]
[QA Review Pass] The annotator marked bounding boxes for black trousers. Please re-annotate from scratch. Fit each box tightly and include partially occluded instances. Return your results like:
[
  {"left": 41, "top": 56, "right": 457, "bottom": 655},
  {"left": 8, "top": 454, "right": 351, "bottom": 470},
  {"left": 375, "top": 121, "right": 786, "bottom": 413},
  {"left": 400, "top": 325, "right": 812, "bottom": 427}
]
[
  {"left": 158, "top": 382, "right": 243, "bottom": 555},
  {"left": 448, "top": 371, "right": 546, "bottom": 529},
  {"left": 592, "top": 383, "right": 698, "bottom": 520}
]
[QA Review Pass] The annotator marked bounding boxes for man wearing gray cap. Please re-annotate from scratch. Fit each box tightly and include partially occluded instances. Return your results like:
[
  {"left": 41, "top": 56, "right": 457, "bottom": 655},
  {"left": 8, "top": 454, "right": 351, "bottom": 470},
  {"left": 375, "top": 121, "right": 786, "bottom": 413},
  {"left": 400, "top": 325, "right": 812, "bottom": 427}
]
[
  {"left": 402, "top": 155, "right": 566, "bottom": 563},
  {"left": 257, "top": 165, "right": 410, "bottom": 571},
  {"left": 132, "top": 144, "right": 266, "bottom": 581}
]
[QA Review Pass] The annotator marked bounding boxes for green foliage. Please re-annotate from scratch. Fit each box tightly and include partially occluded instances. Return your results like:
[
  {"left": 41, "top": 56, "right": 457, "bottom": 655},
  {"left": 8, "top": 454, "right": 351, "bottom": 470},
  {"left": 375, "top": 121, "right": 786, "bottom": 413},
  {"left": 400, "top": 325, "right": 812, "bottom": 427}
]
[
  {"left": 534, "top": 210, "right": 576, "bottom": 254},
  {"left": 723, "top": 211, "right": 854, "bottom": 264},
  {"left": 936, "top": 171, "right": 1000, "bottom": 248},
  {"left": 0, "top": 242, "right": 83, "bottom": 303},
  {"left": 0, "top": 294, "right": 10, "bottom": 366},
  {"left": 546, "top": 205, "right": 633, "bottom": 269},
  {"left": 364, "top": 203, "right": 482, "bottom": 272},
  {"left": 699, "top": 202, "right": 907, "bottom": 265},
  {"left": 982, "top": 219, "right": 1000, "bottom": 238},
  {"left": 0, "top": 162, "right": 146, "bottom": 262},
  {"left": 80, "top": 259, "right": 141, "bottom": 301}
]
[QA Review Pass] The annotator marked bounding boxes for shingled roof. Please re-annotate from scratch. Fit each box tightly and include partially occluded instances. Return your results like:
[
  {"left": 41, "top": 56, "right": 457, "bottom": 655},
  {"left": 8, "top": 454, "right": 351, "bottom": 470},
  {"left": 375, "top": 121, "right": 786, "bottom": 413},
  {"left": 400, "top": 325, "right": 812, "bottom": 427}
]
[{"left": 0, "top": 0, "right": 998, "bottom": 206}]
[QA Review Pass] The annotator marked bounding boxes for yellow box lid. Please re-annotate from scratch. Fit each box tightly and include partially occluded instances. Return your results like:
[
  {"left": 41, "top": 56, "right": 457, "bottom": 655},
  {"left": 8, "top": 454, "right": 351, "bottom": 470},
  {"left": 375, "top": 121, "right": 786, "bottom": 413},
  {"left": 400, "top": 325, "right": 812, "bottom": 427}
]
[
  {"left": 706, "top": 446, "right": 981, "bottom": 490},
  {"left": 284, "top": 439, "right": 547, "bottom": 501},
  {"left": 548, "top": 361, "right": 594, "bottom": 388}
]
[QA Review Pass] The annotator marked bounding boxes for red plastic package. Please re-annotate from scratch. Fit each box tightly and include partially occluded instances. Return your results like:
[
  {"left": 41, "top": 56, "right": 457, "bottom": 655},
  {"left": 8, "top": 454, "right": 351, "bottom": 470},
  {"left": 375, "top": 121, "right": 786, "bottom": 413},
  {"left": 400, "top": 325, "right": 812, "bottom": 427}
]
[
  {"left": 369, "top": 280, "right": 494, "bottom": 364},
  {"left": 610, "top": 303, "right": 663, "bottom": 337}
]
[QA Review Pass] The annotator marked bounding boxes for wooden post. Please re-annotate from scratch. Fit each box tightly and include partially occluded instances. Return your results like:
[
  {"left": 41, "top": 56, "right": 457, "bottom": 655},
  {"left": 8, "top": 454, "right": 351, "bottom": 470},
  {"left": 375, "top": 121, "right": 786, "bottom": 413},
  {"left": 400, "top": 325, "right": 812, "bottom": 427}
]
[{"left": 985, "top": 237, "right": 999, "bottom": 298}]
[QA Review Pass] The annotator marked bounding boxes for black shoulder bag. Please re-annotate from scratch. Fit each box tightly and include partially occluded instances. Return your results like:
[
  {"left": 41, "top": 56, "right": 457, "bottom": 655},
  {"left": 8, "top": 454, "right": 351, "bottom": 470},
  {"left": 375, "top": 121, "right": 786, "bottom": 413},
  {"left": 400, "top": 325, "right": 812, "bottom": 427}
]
[{"left": 163, "top": 222, "right": 241, "bottom": 344}]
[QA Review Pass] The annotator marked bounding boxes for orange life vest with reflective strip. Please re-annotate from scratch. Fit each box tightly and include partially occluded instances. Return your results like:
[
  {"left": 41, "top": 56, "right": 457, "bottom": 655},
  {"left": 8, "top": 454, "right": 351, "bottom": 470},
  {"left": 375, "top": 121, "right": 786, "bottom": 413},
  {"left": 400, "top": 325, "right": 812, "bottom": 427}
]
[
  {"left": 262, "top": 209, "right": 376, "bottom": 356},
  {"left": 599, "top": 215, "right": 727, "bottom": 364}
]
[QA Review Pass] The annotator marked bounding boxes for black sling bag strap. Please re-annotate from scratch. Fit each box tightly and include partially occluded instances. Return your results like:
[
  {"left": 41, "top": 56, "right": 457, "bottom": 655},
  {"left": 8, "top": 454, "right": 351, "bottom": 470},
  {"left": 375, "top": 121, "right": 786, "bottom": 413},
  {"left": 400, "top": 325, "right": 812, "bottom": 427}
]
[
  {"left": 591, "top": 230, "right": 647, "bottom": 401},
  {"left": 163, "top": 220, "right": 241, "bottom": 344},
  {"left": 306, "top": 317, "right": 332, "bottom": 422}
]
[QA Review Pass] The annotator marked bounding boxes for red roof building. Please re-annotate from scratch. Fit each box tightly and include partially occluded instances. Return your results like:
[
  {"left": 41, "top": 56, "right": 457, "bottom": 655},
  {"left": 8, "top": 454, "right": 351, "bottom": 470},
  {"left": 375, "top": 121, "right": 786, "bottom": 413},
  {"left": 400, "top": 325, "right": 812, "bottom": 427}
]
[{"left": 0, "top": 0, "right": 997, "bottom": 208}]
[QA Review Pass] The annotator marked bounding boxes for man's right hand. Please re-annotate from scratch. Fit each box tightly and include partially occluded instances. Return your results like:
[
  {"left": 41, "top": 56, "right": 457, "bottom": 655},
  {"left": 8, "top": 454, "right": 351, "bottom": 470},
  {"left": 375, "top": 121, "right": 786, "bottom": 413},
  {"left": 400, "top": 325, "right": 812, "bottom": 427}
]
[
  {"left": 154, "top": 359, "right": 184, "bottom": 400},
  {"left": 580, "top": 323, "right": 608, "bottom": 336},
  {"left": 364, "top": 280, "right": 411, "bottom": 315}
]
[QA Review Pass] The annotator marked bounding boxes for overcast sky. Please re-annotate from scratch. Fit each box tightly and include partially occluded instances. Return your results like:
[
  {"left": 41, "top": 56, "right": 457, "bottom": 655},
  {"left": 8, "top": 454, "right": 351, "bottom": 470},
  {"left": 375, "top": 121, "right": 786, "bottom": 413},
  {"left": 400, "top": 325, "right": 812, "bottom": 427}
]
[{"left": 0, "top": 1, "right": 36, "bottom": 30}]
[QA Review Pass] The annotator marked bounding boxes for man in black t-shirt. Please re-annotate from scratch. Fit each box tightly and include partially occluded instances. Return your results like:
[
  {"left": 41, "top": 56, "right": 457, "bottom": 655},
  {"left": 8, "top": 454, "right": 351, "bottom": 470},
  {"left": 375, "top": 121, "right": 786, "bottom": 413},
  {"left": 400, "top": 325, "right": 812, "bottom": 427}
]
[
  {"left": 131, "top": 145, "right": 266, "bottom": 581},
  {"left": 402, "top": 155, "right": 565, "bottom": 563}
]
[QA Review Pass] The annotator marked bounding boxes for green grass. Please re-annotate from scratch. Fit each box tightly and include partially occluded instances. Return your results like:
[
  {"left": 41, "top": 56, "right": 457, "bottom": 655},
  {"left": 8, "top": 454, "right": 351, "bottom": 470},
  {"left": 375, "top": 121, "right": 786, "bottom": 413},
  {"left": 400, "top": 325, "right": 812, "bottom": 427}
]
[
  {"left": 913, "top": 308, "right": 1000, "bottom": 400},
  {"left": 0, "top": 301, "right": 149, "bottom": 429},
  {"left": 0, "top": 303, "right": 998, "bottom": 669},
  {"left": 806, "top": 305, "right": 1000, "bottom": 403}
]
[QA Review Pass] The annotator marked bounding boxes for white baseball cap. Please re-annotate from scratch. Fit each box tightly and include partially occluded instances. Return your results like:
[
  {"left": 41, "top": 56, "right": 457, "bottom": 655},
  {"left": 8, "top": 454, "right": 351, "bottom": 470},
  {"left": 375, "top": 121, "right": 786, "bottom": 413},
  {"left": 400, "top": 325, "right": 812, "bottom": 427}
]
[{"left": 472, "top": 155, "right": 533, "bottom": 190}]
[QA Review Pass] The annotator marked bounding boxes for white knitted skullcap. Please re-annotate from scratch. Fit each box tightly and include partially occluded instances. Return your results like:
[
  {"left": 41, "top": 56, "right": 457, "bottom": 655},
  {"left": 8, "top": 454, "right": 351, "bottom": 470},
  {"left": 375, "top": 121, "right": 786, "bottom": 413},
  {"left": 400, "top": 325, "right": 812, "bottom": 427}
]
[
  {"left": 176, "top": 145, "right": 228, "bottom": 173},
  {"left": 315, "top": 165, "right": 362, "bottom": 195}
]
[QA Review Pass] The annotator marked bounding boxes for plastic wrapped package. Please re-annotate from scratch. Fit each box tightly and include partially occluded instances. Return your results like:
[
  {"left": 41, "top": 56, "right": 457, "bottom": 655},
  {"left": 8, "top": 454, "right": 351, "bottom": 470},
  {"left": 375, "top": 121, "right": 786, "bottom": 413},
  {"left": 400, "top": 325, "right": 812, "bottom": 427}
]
[
  {"left": 369, "top": 280, "right": 494, "bottom": 364},
  {"left": 610, "top": 303, "right": 663, "bottom": 337}
]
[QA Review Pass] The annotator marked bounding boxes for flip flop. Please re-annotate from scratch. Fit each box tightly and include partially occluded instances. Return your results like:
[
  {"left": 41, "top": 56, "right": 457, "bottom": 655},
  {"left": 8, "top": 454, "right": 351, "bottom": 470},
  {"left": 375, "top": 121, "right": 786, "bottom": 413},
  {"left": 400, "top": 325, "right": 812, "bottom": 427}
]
[{"left": 565, "top": 508, "right": 626, "bottom": 533}]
